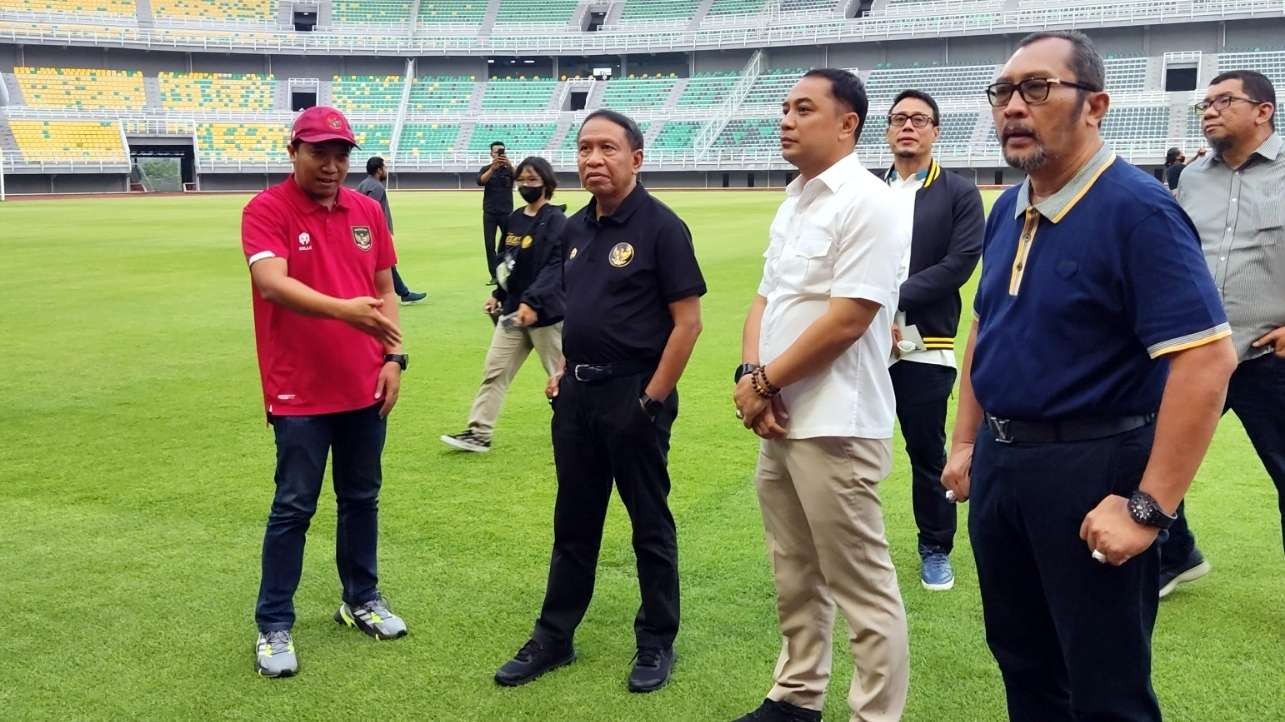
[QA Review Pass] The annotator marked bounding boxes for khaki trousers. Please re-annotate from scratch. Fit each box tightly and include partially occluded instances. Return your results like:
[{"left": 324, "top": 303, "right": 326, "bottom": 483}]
[
  {"left": 755, "top": 436, "right": 909, "bottom": 722},
  {"left": 467, "top": 321, "right": 563, "bottom": 438}
]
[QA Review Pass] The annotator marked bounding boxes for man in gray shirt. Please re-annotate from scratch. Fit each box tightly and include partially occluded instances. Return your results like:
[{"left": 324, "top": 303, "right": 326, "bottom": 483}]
[
  {"left": 357, "top": 157, "right": 427, "bottom": 304},
  {"left": 1163, "top": 69, "right": 1285, "bottom": 597}
]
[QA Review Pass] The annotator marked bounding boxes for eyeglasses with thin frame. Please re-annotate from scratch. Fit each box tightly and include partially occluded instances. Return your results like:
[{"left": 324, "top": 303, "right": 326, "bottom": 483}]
[
  {"left": 985, "top": 77, "right": 1101, "bottom": 108},
  {"left": 1193, "top": 94, "right": 1265, "bottom": 114},
  {"left": 886, "top": 113, "right": 936, "bottom": 130}
]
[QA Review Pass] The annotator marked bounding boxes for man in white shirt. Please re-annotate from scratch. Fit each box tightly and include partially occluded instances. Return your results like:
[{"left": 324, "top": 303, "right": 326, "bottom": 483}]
[
  {"left": 882, "top": 89, "right": 985, "bottom": 592},
  {"left": 731, "top": 68, "right": 912, "bottom": 722}
]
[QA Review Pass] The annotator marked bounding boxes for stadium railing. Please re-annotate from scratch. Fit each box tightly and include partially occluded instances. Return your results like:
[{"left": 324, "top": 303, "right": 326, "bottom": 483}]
[{"left": 1, "top": 0, "right": 1282, "bottom": 55}]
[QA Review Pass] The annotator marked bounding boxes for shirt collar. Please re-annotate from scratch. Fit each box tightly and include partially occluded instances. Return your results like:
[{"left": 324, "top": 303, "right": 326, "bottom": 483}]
[
  {"left": 787, "top": 151, "right": 864, "bottom": 199},
  {"left": 1210, "top": 133, "right": 1283, "bottom": 166},
  {"left": 1013, "top": 142, "right": 1115, "bottom": 224},
  {"left": 884, "top": 163, "right": 930, "bottom": 185},
  {"left": 585, "top": 182, "right": 647, "bottom": 226},
  {"left": 285, "top": 175, "right": 347, "bottom": 215}
]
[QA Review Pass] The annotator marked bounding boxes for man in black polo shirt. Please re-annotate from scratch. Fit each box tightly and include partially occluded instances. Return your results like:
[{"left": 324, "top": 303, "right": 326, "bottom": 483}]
[
  {"left": 477, "top": 141, "right": 514, "bottom": 284},
  {"left": 495, "top": 110, "right": 705, "bottom": 694}
]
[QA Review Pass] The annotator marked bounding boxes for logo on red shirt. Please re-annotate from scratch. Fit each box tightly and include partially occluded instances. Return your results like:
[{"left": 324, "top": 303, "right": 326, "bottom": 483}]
[
  {"left": 352, "top": 226, "right": 372, "bottom": 251},
  {"left": 297, "top": 232, "right": 311, "bottom": 250}
]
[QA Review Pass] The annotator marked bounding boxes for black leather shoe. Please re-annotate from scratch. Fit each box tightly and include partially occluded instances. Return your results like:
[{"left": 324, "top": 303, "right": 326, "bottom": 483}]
[
  {"left": 494, "top": 638, "right": 575, "bottom": 686},
  {"left": 627, "top": 646, "right": 676, "bottom": 693},
  {"left": 732, "top": 698, "right": 822, "bottom": 722}
]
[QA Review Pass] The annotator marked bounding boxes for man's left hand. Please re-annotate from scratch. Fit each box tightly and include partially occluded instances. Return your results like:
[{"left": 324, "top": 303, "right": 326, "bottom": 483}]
[
  {"left": 1079, "top": 494, "right": 1160, "bottom": 566},
  {"left": 513, "top": 303, "right": 538, "bottom": 328},
  {"left": 375, "top": 362, "right": 402, "bottom": 418},
  {"left": 1252, "top": 326, "right": 1285, "bottom": 357},
  {"left": 733, "top": 376, "right": 770, "bottom": 428}
]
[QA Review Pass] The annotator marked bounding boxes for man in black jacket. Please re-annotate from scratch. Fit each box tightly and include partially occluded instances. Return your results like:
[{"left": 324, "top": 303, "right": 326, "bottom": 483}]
[
  {"left": 478, "top": 141, "right": 515, "bottom": 284},
  {"left": 883, "top": 89, "right": 984, "bottom": 591}
]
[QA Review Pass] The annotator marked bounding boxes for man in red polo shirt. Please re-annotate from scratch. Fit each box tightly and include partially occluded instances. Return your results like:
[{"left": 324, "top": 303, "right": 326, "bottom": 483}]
[{"left": 242, "top": 106, "right": 410, "bottom": 678}]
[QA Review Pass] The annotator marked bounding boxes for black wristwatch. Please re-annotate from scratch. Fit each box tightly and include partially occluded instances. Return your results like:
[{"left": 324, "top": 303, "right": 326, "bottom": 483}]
[
  {"left": 640, "top": 394, "right": 664, "bottom": 419},
  {"left": 734, "top": 363, "right": 760, "bottom": 384},
  {"left": 1127, "top": 490, "right": 1176, "bottom": 529},
  {"left": 383, "top": 353, "right": 408, "bottom": 371}
]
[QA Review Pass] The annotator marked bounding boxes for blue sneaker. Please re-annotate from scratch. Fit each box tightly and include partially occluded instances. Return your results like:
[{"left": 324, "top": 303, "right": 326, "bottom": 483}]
[{"left": 920, "top": 549, "right": 955, "bottom": 591}]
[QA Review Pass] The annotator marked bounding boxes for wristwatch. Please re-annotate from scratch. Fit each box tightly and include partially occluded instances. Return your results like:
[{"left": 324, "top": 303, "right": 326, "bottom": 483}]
[
  {"left": 734, "top": 363, "right": 760, "bottom": 384},
  {"left": 1127, "top": 490, "right": 1176, "bottom": 529},
  {"left": 383, "top": 353, "right": 408, "bottom": 371},
  {"left": 640, "top": 394, "right": 664, "bottom": 419}
]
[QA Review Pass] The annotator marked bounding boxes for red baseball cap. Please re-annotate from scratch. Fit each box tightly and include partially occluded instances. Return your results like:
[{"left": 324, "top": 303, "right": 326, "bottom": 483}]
[{"left": 291, "top": 106, "right": 359, "bottom": 147}]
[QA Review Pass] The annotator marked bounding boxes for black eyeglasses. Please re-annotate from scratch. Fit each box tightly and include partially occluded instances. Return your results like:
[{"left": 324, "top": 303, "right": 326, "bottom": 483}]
[
  {"left": 985, "top": 77, "right": 1101, "bottom": 108},
  {"left": 886, "top": 113, "right": 936, "bottom": 129},
  {"left": 1193, "top": 95, "right": 1264, "bottom": 114}
]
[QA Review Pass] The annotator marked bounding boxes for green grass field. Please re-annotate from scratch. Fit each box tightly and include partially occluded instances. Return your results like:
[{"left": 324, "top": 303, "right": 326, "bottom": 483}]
[{"left": 1, "top": 188, "right": 1281, "bottom": 721}]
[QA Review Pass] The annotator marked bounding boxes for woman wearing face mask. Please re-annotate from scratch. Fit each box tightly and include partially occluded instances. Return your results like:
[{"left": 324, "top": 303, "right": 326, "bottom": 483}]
[{"left": 441, "top": 156, "right": 567, "bottom": 453}]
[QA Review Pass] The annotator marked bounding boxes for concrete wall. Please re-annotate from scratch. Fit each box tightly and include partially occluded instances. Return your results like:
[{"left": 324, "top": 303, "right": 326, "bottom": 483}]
[{"left": 4, "top": 173, "right": 128, "bottom": 194}]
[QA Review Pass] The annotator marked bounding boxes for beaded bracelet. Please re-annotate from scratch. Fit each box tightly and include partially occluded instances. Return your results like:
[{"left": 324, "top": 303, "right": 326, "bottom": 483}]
[{"left": 751, "top": 366, "right": 780, "bottom": 399}]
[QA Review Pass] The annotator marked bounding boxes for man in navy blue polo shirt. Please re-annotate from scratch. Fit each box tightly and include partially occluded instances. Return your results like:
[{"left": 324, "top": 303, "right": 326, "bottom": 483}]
[{"left": 941, "top": 31, "right": 1237, "bottom": 721}]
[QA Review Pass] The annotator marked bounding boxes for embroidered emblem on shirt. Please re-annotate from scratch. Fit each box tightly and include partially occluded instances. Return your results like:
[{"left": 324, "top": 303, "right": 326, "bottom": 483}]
[
  {"left": 521, "top": 235, "right": 534, "bottom": 249},
  {"left": 608, "top": 242, "right": 635, "bottom": 268},
  {"left": 352, "top": 226, "right": 372, "bottom": 251},
  {"left": 297, "top": 232, "right": 311, "bottom": 250}
]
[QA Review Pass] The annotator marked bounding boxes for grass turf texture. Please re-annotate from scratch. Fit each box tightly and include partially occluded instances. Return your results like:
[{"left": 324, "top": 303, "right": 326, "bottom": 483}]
[{"left": 0, "top": 188, "right": 1281, "bottom": 721}]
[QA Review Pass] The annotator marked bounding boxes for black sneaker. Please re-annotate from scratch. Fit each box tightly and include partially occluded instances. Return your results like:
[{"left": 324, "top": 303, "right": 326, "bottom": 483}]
[
  {"left": 627, "top": 646, "right": 676, "bottom": 693},
  {"left": 1159, "top": 549, "right": 1211, "bottom": 599},
  {"left": 440, "top": 430, "right": 491, "bottom": 453},
  {"left": 494, "top": 638, "right": 575, "bottom": 687},
  {"left": 732, "top": 699, "right": 822, "bottom": 722},
  {"left": 399, "top": 291, "right": 427, "bottom": 305}
]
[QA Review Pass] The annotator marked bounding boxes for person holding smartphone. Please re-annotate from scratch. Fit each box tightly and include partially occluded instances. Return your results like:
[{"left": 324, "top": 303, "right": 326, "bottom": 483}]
[
  {"left": 478, "top": 141, "right": 515, "bottom": 285},
  {"left": 442, "top": 156, "right": 566, "bottom": 453}
]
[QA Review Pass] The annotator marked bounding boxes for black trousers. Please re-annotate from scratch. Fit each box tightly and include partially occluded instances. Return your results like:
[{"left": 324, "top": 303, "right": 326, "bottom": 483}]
[
  {"left": 1162, "top": 352, "right": 1285, "bottom": 563},
  {"left": 391, "top": 265, "right": 410, "bottom": 298},
  {"left": 970, "top": 422, "right": 1162, "bottom": 722},
  {"left": 533, "top": 371, "right": 680, "bottom": 650},
  {"left": 482, "top": 211, "right": 509, "bottom": 281},
  {"left": 890, "top": 360, "right": 958, "bottom": 554}
]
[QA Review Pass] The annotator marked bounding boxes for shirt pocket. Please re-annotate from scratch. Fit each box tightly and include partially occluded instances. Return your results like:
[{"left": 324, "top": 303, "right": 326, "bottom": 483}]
[{"left": 777, "top": 231, "right": 833, "bottom": 295}]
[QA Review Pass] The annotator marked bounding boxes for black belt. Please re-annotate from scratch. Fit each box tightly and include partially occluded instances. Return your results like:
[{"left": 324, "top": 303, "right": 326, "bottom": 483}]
[
  {"left": 568, "top": 359, "right": 655, "bottom": 383},
  {"left": 985, "top": 413, "right": 1156, "bottom": 444}
]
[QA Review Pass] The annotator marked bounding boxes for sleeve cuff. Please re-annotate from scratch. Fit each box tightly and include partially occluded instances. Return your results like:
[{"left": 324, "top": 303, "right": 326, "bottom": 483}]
[
  {"left": 663, "top": 284, "right": 707, "bottom": 303},
  {"left": 247, "top": 250, "right": 277, "bottom": 267},
  {"left": 830, "top": 282, "right": 895, "bottom": 309},
  {"left": 1147, "top": 323, "right": 1232, "bottom": 358}
]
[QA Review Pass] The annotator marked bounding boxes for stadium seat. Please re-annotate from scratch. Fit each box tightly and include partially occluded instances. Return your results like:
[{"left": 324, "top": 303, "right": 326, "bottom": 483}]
[
  {"left": 151, "top": 0, "right": 274, "bottom": 21},
  {"left": 864, "top": 63, "right": 998, "bottom": 103},
  {"left": 480, "top": 79, "right": 557, "bottom": 110},
  {"left": 741, "top": 67, "right": 810, "bottom": 106},
  {"left": 330, "top": 0, "right": 412, "bottom": 24},
  {"left": 352, "top": 123, "right": 394, "bottom": 155},
  {"left": 651, "top": 120, "right": 704, "bottom": 150},
  {"left": 619, "top": 0, "right": 699, "bottom": 22},
  {"left": 196, "top": 122, "right": 289, "bottom": 161},
  {"left": 333, "top": 75, "right": 407, "bottom": 112},
  {"left": 677, "top": 71, "right": 742, "bottom": 107},
  {"left": 779, "top": 0, "right": 837, "bottom": 12},
  {"left": 493, "top": 0, "right": 578, "bottom": 25},
  {"left": 600, "top": 77, "right": 677, "bottom": 111},
  {"left": 398, "top": 123, "right": 461, "bottom": 156},
  {"left": 0, "top": 0, "right": 135, "bottom": 14},
  {"left": 158, "top": 71, "right": 274, "bottom": 111},
  {"left": 9, "top": 119, "right": 127, "bottom": 161},
  {"left": 713, "top": 117, "right": 779, "bottom": 150},
  {"left": 1100, "top": 106, "right": 1169, "bottom": 142},
  {"left": 706, "top": 0, "right": 770, "bottom": 16},
  {"left": 470, "top": 122, "right": 556, "bottom": 152},
  {"left": 14, "top": 66, "right": 146, "bottom": 110},
  {"left": 418, "top": 0, "right": 486, "bottom": 24},
  {"left": 1218, "top": 50, "right": 1285, "bottom": 92},
  {"left": 407, "top": 75, "right": 476, "bottom": 113},
  {"left": 1104, "top": 57, "right": 1149, "bottom": 92}
]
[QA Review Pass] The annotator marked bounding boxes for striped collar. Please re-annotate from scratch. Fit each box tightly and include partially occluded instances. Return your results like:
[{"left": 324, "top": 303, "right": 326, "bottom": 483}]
[
  {"left": 884, "top": 158, "right": 941, "bottom": 188},
  {"left": 1013, "top": 142, "right": 1116, "bottom": 224}
]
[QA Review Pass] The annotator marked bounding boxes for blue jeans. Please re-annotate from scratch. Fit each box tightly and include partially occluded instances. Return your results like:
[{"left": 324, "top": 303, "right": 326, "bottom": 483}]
[
  {"left": 255, "top": 403, "right": 387, "bottom": 632},
  {"left": 1163, "top": 352, "right": 1285, "bottom": 563}
]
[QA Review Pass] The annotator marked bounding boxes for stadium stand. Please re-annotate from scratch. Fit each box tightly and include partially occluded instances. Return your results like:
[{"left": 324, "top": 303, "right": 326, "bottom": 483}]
[
  {"left": 864, "top": 63, "right": 999, "bottom": 103},
  {"left": 619, "top": 0, "right": 700, "bottom": 22},
  {"left": 1099, "top": 105, "right": 1170, "bottom": 141},
  {"left": 1103, "top": 56, "right": 1149, "bottom": 91},
  {"left": 0, "top": 0, "right": 135, "bottom": 14},
  {"left": 397, "top": 122, "right": 460, "bottom": 155},
  {"left": 713, "top": 117, "right": 780, "bottom": 150},
  {"left": 9, "top": 119, "right": 127, "bottom": 161},
  {"left": 480, "top": 78, "right": 557, "bottom": 110},
  {"left": 741, "top": 67, "right": 810, "bottom": 106},
  {"left": 652, "top": 120, "right": 704, "bottom": 149},
  {"left": 352, "top": 123, "right": 394, "bottom": 154},
  {"left": 14, "top": 66, "right": 146, "bottom": 110},
  {"left": 151, "top": 0, "right": 275, "bottom": 21},
  {"left": 331, "top": 0, "right": 411, "bottom": 24},
  {"left": 469, "top": 122, "right": 556, "bottom": 151},
  {"left": 407, "top": 75, "right": 476, "bottom": 114},
  {"left": 779, "top": 0, "right": 837, "bottom": 12},
  {"left": 599, "top": 77, "right": 677, "bottom": 111},
  {"left": 1218, "top": 49, "right": 1285, "bottom": 87},
  {"left": 331, "top": 74, "right": 405, "bottom": 112},
  {"left": 493, "top": 0, "right": 578, "bottom": 24},
  {"left": 196, "top": 121, "right": 288, "bottom": 161},
  {"left": 706, "top": 0, "right": 770, "bottom": 16},
  {"left": 677, "top": 71, "right": 742, "bottom": 107},
  {"left": 158, "top": 72, "right": 274, "bottom": 111},
  {"left": 417, "top": 0, "right": 487, "bottom": 24}
]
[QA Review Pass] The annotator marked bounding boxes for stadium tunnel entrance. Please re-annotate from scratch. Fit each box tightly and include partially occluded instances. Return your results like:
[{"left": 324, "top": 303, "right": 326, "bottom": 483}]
[{"left": 128, "top": 141, "right": 195, "bottom": 193}]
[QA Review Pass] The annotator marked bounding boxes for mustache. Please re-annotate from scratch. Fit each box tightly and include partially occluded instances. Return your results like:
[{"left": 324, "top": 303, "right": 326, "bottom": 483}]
[{"left": 1001, "top": 124, "right": 1038, "bottom": 141}]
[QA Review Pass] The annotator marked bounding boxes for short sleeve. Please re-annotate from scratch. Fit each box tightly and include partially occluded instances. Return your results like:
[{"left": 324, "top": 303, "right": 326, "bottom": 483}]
[
  {"left": 830, "top": 193, "right": 910, "bottom": 308},
  {"left": 1124, "top": 205, "right": 1230, "bottom": 358},
  {"left": 242, "top": 198, "right": 289, "bottom": 267},
  {"left": 373, "top": 206, "right": 398, "bottom": 272},
  {"left": 655, "top": 214, "right": 707, "bottom": 303}
]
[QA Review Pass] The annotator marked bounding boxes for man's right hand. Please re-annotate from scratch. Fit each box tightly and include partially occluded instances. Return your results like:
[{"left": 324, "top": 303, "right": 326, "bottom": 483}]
[
  {"left": 484, "top": 297, "right": 501, "bottom": 315},
  {"left": 941, "top": 441, "right": 975, "bottom": 502},
  {"left": 334, "top": 296, "right": 401, "bottom": 347}
]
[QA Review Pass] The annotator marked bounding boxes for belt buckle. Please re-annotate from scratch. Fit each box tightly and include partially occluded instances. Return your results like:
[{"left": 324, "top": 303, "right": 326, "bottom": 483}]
[
  {"left": 573, "top": 364, "right": 590, "bottom": 382},
  {"left": 988, "top": 416, "right": 1014, "bottom": 444}
]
